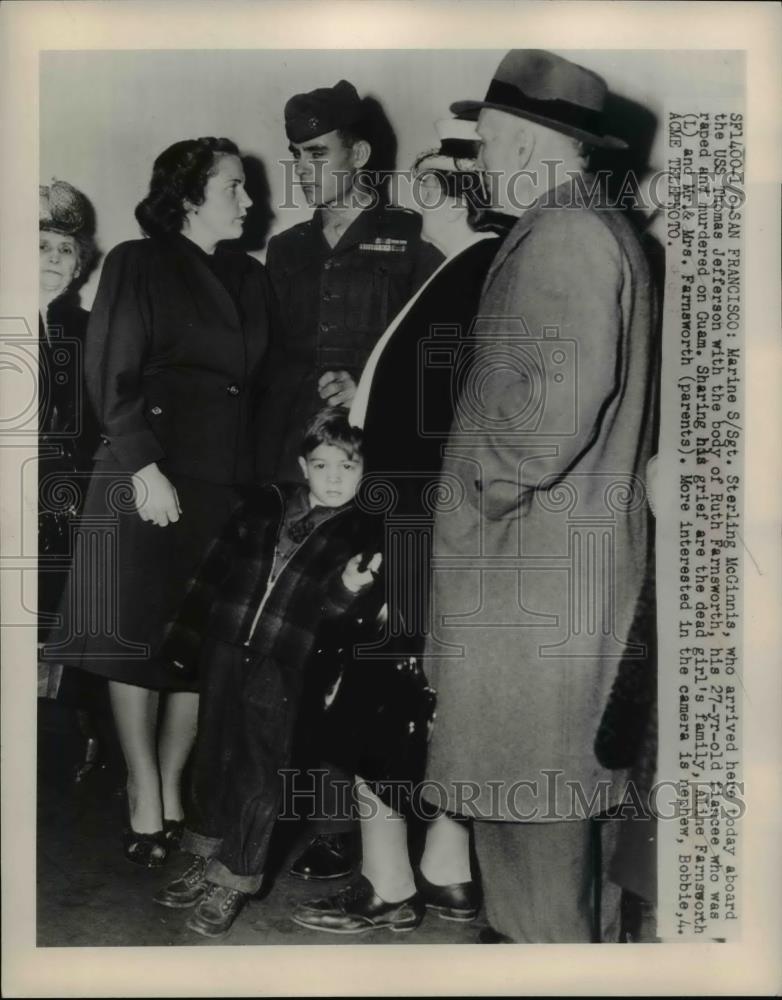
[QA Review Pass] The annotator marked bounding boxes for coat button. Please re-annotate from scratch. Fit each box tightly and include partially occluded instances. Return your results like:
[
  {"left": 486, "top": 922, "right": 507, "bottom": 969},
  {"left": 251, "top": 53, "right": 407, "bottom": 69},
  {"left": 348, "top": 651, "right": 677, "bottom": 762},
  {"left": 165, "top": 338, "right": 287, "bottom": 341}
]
[
  {"left": 226, "top": 384, "right": 240, "bottom": 396},
  {"left": 101, "top": 435, "right": 110, "bottom": 445},
  {"left": 319, "top": 322, "right": 331, "bottom": 334},
  {"left": 150, "top": 406, "right": 162, "bottom": 416}
]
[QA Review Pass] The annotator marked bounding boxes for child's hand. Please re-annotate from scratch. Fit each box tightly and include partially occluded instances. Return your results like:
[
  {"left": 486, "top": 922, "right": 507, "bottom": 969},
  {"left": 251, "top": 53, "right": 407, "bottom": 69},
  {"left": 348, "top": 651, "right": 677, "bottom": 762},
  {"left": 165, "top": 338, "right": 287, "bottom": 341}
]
[{"left": 342, "top": 552, "right": 382, "bottom": 593}]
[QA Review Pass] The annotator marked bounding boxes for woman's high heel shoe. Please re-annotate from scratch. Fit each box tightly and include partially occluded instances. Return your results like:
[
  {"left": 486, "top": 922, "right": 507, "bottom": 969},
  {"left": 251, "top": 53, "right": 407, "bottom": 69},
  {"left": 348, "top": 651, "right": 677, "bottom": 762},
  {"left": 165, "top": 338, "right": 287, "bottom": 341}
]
[
  {"left": 123, "top": 828, "right": 168, "bottom": 868},
  {"left": 162, "top": 819, "right": 185, "bottom": 849}
]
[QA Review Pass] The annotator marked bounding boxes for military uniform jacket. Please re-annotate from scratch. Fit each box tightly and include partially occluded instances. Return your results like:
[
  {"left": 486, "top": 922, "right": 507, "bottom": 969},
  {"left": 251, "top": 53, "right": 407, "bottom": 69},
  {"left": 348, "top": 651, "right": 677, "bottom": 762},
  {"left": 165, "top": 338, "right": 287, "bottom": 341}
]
[
  {"left": 255, "top": 205, "right": 443, "bottom": 480},
  {"left": 85, "top": 233, "right": 273, "bottom": 484}
]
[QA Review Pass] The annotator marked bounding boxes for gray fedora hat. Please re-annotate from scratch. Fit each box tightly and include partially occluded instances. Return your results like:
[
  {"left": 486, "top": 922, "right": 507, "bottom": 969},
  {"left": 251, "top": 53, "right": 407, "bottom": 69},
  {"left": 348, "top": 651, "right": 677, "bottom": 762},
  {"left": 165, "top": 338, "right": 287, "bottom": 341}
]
[{"left": 452, "top": 49, "right": 627, "bottom": 151}]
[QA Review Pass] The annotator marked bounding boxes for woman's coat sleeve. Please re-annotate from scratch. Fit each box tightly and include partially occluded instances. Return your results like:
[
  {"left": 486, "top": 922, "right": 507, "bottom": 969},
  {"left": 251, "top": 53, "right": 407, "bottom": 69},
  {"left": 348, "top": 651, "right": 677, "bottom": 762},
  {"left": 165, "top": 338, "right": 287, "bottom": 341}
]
[{"left": 85, "top": 243, "right": 165, "bottom": 474}]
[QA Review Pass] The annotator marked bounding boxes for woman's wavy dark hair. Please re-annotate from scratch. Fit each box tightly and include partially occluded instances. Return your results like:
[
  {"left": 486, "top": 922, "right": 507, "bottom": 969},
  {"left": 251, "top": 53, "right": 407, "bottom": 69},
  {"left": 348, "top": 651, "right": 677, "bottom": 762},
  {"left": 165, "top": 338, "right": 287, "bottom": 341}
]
[{"left": 135, "top": 137, "right": 240, "bottom": 237}]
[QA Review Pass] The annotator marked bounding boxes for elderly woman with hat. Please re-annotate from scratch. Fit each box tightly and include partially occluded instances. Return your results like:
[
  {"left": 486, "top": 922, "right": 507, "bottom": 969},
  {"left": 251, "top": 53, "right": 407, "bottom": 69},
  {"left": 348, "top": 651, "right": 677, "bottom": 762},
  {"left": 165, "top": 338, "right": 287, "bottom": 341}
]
[
  {"left": 290, "top": 119, "right": 512, "bottom": 936},
  {"left": 38, "top": 181, "right": 101, "bottom": 705},
  {"left": 45, "top": 138, "right": 275, "bottom": 867}
]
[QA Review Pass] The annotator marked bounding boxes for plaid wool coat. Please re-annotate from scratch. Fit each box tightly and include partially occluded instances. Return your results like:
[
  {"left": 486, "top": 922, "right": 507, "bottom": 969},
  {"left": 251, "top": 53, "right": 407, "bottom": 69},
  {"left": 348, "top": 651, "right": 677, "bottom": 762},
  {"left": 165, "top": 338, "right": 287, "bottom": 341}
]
[{"left": 161, "top": 482, "right": 379, "bottom": 679}]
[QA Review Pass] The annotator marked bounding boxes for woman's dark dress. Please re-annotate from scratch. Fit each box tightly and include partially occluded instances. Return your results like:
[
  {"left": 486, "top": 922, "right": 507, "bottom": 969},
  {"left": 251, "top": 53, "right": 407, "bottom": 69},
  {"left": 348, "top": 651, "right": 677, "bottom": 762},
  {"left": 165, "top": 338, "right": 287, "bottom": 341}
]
[{"left": 44, "top": 234, "right": 273, "bottom": 690}]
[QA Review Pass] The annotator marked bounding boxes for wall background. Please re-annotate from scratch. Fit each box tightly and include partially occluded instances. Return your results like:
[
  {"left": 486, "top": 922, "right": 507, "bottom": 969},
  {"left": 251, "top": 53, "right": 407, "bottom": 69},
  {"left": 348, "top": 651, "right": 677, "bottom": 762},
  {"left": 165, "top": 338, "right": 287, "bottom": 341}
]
[{"left": 41, "top": 48, "right": 741, "bottom": 306}]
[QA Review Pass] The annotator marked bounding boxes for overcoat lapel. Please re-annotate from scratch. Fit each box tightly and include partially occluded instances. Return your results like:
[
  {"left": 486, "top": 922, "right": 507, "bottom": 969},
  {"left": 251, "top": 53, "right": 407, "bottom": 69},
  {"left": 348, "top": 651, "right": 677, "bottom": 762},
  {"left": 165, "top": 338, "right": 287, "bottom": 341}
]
[
  {"left": 482, "top": 208, "right": 538, "bottom": 292},
  {"left": 483, "top": 180, "right": 584, "bottom": 291}
]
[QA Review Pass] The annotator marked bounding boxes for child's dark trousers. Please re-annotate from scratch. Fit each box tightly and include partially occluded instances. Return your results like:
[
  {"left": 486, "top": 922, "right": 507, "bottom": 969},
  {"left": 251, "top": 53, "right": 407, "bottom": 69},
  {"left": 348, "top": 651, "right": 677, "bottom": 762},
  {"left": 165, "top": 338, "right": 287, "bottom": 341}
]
[{"left": 180, "top": 638, "right": 303, "bottom": 893}]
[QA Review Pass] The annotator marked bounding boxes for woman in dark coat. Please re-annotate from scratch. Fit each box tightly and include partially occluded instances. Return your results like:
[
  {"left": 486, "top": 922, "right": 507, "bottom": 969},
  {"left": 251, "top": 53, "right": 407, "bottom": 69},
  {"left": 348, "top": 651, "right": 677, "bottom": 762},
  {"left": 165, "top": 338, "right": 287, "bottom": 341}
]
[
  {"left": 39, "top": 180, "right": 111, "bottom": 778},
  {"left": 38, "top": 181, "right": 100, "bottom": 659},
  {"left": 47, "top": 138, "right": 273, "bottom": 866}
]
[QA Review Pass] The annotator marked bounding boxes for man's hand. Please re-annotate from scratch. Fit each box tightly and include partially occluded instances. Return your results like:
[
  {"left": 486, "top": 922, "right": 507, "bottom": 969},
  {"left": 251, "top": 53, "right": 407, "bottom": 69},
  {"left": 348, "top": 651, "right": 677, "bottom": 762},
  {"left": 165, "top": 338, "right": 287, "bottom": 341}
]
[
  {"left": 132, "top": 462, "right": 181, "bottom": 527},
  {"left": 341, "top": 552, "right": 382, "bottom": 593},
  {"left": 318, "top": 369, "right": 357, "bottom": 407}
]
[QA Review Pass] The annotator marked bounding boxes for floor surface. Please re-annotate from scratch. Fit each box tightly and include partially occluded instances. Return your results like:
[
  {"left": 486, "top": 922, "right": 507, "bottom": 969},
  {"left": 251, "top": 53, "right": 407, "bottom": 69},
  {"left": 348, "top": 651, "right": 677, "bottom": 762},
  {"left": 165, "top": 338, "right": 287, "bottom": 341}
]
[{"left": 36, "top": 700, "right": 487, "bottom": 948}]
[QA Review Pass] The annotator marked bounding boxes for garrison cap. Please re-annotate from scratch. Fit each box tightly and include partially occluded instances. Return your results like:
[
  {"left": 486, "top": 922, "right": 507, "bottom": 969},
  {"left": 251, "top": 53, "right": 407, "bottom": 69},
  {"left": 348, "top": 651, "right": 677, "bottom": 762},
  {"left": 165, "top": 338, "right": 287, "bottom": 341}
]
[{"left": 285, "top": 79, "right": 363, "bottom": 144}]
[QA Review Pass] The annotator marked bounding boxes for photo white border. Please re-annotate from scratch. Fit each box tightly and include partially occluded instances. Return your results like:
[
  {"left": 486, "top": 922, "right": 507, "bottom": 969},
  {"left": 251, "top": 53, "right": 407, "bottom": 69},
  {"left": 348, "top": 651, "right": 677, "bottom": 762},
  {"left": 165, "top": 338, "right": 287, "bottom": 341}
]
[{"left": 1, "top": 1, "right": 780, "bottom": 995}]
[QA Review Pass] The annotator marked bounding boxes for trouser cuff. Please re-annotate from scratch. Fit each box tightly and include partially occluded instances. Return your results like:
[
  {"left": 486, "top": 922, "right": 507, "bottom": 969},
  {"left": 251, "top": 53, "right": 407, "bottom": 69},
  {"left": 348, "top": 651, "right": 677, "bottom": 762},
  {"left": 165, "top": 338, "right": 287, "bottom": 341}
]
[
  {"left": 181, "top": 828, "right": 222, "bottom": 858},
  {"left": 205, "top": 857, "right": 264, "bottom": 895}
]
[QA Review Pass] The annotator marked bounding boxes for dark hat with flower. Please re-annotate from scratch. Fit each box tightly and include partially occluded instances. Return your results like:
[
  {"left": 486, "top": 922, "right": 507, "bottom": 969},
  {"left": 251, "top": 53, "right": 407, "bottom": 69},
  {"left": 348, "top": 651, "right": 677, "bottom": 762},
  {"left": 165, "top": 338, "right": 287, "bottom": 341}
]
[{"left": 39, "top": 179, "right": 96, "bottom": 236}]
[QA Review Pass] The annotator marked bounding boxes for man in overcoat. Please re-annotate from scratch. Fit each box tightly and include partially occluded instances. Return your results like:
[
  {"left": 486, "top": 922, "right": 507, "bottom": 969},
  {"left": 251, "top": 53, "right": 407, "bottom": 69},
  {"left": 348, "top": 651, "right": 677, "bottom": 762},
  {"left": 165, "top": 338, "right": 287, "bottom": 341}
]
[{"left": 422, "top": 50, "right": 658, "bottom": 942}]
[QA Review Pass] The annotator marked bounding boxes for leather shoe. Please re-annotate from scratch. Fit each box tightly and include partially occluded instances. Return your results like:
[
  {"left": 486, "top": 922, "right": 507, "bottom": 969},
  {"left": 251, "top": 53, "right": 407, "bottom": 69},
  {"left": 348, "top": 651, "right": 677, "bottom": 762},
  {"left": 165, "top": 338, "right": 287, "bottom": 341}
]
[
  {"left": 123, "top": 828, "right": 167, "bottom": 869},
  {"left": 415, "top": 870, "right": 480, "bottom": 921},
  {"left": 288, "top": 833, "right": 353, "bottom": 880},
  {"left": 292, "top": 875, "right": 424, "bottom": 935},
  {"left": 153, "top": 854, "right": 209, "bottom": 909},
  {"left": 185, "top": 882, "right": 248, "bottom": 937}
]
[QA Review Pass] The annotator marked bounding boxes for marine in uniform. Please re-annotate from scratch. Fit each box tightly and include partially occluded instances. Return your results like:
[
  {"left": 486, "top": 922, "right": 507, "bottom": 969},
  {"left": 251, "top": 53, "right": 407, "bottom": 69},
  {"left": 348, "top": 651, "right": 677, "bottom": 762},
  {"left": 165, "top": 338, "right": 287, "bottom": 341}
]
[
  {"left": 254, "top": 80, "right": 442, "bottom": 883},
  {"left": 255, "top": 80, "right": 443, "bottom": 483}
]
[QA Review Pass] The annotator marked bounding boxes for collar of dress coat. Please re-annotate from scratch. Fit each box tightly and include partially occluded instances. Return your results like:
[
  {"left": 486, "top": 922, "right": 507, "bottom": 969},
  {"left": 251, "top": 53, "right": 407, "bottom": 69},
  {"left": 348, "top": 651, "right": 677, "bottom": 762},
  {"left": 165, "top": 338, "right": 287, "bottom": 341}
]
[
  {"left": 168, "top": 231, "right": 242, "bottom": 329},
  {"left": 319, "top": 187, "right": 374, "bottom": 230}
]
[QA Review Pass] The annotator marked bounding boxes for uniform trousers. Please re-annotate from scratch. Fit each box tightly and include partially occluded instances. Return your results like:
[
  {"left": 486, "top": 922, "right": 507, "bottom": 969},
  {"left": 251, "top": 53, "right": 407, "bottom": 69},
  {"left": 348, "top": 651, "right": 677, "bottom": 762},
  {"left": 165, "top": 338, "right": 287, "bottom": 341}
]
[
  {"left": 181, "top": 639, "right": 302, "bottom": 893},
  {"left": 473, "top": 818, "right": 622, "bottom": 943}
]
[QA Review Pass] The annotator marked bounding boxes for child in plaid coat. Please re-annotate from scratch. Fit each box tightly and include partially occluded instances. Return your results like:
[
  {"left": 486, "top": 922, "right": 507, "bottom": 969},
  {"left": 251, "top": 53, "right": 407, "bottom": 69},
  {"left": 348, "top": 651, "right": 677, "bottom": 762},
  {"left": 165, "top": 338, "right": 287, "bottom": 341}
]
[{"left": 153, "top": 408, "right": 381, "bottom": 936}]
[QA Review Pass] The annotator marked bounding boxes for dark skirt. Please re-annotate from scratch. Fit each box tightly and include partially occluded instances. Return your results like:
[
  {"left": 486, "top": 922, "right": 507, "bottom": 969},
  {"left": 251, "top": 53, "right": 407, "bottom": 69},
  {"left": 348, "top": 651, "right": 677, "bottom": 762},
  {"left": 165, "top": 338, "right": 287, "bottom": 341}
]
[
  {"left": 43, "top": 461, "right": 242, "bottom": 691},
  {"left": 294, "top": 606, "right": 437, "bottom": 815},
  {"left": 38, "top": 458, "right": 86, "bottom": 645}
]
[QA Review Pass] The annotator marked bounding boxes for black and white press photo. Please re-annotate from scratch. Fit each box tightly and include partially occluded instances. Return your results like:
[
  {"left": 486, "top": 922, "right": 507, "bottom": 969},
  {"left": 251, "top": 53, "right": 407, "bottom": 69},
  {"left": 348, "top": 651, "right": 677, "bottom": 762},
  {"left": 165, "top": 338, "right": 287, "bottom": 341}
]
[{"left": 1, "top": 2, "right": 780, "bottom": 997}]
